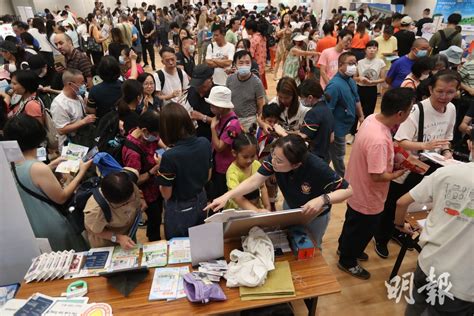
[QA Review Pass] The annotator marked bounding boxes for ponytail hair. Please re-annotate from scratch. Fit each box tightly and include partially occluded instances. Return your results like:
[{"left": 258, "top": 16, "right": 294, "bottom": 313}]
[{"left": 116, "top": 79, "right": 143, "bottom": 116}]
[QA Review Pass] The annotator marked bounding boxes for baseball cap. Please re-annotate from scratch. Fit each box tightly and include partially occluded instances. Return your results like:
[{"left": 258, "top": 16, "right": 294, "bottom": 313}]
[
  {"left": 190, "top": 64, "right": 214, "bottom": 88},
  {"left": 401, "top": 16, "right": 413, "bottom": 26},
  {"left": 0, "top": 41, "right": 17, "bottom": 54}
]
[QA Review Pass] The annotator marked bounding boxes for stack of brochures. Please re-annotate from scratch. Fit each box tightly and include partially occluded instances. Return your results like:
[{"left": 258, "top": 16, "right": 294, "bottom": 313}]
[
  {"left": 148, "top": 267, "right": 189, "bottom": 301},
  {"left": 0, "top": 293, "right": 113, "bottom": 316},
  {"left": 196, "top": 260, "right": 228, "bottom": 282},
  {"left": 168, "top": 238, "right": 192, "bottom": 264},
  {"left": 141, "top": 240, "right": 168, "bottom": 267},
  {"left": 239, "top": 261, "right": 295, "bottom": 301}
]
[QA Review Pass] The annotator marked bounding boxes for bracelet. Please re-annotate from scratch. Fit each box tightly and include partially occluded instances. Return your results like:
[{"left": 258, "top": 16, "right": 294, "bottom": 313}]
[
  {"left": 322, "top": 194, "right": 331, "bottom": 206},
  {"left": 440, "top": 148, "right": 452, "bottom": 155}
]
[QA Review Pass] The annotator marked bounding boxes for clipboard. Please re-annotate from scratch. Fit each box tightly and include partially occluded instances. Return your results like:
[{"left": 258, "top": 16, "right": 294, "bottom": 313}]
[{"left": 223, "top": 209, "right": 306, "bottom": 239}]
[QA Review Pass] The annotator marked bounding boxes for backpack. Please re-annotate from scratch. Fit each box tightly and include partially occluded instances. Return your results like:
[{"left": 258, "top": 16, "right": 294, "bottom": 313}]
[
  {"left": 432, "top": 30, "right": 459, "bottom": 55},
  {"left": 156, "top": 69, "right": 184, "bottom": 91},
  {"left": 17, "top": 95, "right": 59, "bottom": 152},
  {"left": 94, "top": 112, "right": 151, "bottom": 170}
]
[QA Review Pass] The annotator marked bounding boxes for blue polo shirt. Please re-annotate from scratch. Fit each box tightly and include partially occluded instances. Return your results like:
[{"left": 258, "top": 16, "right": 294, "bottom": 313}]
[
  {"left": 387, "top": 55, "right": 415, "bottom": 88},
  {"left": 324, "top": 72, "right": 360, "bottom": 138},
  {"left": 258, "top": 153, "right": 349, "bottom": 217}
]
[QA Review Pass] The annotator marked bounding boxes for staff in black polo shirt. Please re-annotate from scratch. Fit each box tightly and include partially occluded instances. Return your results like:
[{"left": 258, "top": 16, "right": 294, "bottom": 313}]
[
  {"left": 206, "top": 135, "right": 353, "bottom": 248},
  {"left": 157, "top": 102, "right": 213, "bottom": 239},
  {"left": 177, "top": 36, "right": 196, "bottom": 77},
  {"left": 187, "top": 64, "right": 215, "bottom": 141}
]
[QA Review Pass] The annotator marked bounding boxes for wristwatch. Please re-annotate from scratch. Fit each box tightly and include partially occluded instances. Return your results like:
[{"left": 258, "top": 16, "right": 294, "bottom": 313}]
[
  {"left": 322, "top": 194, "right": 331, "bottom": 208},
  {"left": 111, "top": 234, "right": 117, "bottom": 243}
]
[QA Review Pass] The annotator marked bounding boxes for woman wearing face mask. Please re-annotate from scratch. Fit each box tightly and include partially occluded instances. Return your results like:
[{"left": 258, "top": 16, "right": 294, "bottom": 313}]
[
  {"left": 108, "top": 28, "right": 128, "bottom": 62},
  {"left": 282, "top": 33, "right": 319, "bottom": 84},
  {"left": 120, "top": 48, "right": 144, "bottom": 80},
  {"left": 6, "top": 70, "right": 43, "bottom": 124},
  {"left": 122, "top": 109, "right": 165, "bottom": 242},
  {"left": 176, "top": 36, "right": 196, "bottom": 77},
  {"left": 401, "top": 56, "right": 433, "bottom": 90},
  {"left": 206, "top": 134, "right": 353, "bottom": 249}
]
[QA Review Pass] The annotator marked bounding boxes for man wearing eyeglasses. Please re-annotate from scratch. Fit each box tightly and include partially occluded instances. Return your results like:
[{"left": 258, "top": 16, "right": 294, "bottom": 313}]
[{"left": 324, "top": 51, "right": 364, "bottom": 177}]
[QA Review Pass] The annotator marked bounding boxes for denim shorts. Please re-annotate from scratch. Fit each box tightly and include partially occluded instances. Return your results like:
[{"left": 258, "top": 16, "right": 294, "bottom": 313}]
[{"left": 164, "top": 190, "right": 207, "bottom": 240}]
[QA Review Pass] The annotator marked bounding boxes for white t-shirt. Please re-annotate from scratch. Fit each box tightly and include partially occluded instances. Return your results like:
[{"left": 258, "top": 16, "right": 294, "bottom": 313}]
[
  {"left": 50, "top": 92, "right": 86, "bottom": 149},
  {"left": 153, "top": 68, "right": 190, "bottom": 104},
  {"left": 357, "top": 57, "right": 386, "bottom": 86},
  {"left": 269, "top": 97, "right": 310, "bottom": 132},
  {"left": 205, "top": 41, "right": 235, "bottom": 86},
  {"left": 28, "top": 28, "right": 53, "bottom": 53},
  {"left": 394, "top": 98, "right": 456, "bottom": 154},
  {"left": 409, "top": 163, "right": 474, "bottom": 302}
]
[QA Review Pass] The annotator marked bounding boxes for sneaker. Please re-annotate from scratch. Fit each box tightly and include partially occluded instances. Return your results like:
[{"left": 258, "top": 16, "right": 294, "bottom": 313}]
[
  {"left": 374, "top": 241, "right": 389, "bottom": 259},
  {"left": 391, "top": 233, "right": 414, "bottom": 251},
  {"left": 346, "top": 134, "right": 355, "bottom": 145},
  {"left": 337, "top": 263, "right": 371, "bottom": 280},
  {"left": 337, "top": 250, "right": 369, "bottom": 261}
]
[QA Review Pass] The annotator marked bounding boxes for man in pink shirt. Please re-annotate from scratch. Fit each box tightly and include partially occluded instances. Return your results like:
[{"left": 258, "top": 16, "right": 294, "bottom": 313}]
[
  {"left": 318, "top": 29, "right": 353, "bottom": 89},
  {"left": 337, "top": 88, "right": 416, "bottom": 279}
]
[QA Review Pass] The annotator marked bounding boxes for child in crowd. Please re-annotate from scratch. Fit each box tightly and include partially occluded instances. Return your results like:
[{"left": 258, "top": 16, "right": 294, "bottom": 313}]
[
  {"left": 256, "top": 103, "right": 282, "bottom": 211},
  {"left": 208, "top": 86, "right": 243, "bottom": 199},
  {"left": 226, "top": 132, "right": 270, "bottom": 211},
  {"left": 255, "top": 103, "right": 281, "bottom": 159},
  {"left": 122, "top": 110, "right": 164, "bottom": 242}
]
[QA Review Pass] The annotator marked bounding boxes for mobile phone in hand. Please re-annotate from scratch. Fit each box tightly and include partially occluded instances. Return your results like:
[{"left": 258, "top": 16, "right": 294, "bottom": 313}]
[
  {"left": 83, "top": 146, "right": 99, "bottom": 162},
  {"left": 155, "top": 148, "right": 166, "bottom": 157}
]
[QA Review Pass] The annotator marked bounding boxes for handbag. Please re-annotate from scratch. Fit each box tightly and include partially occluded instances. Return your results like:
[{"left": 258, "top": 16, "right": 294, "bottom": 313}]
[
  {"left": 68, "top": 99, "right": 96, "bottom": 148},
  {"left": 86, "top": 27, "right": 102, "bottom": 52}
]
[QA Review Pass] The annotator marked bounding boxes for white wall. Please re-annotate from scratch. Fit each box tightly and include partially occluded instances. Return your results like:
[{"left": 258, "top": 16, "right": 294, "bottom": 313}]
[
  {"left": 404, "top": 0, "right": 437, "bottom": 20},
  {"left": 1, "top": 0, "right": 15, "bottom": 15}
]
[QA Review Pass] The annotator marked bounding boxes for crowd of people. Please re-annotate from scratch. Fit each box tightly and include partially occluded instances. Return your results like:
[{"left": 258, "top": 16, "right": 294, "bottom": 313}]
[{"left": 0, "top": 2, "right": 473, "bottom": 314}]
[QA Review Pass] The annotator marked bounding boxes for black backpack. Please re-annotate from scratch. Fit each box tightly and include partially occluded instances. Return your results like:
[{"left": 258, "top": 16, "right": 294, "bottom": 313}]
[
  {"left": 432, "top": 30, "right": 459, "bottom": 55},
  {"left": 94, "top": 111, "right": 151, "bottom": 170},
  {"left": 156, "top": 69, "right": 184, "bottom": 91}
]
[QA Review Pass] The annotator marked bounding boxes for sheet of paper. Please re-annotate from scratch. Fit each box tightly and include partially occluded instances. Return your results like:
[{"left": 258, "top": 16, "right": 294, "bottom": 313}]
[
  {"left": 0, "top": 141, "right": 24, "bottom": 162},
  {"left": 417, "top": 219, "right": 427, "bottom": 228},
  {"left": 0, "top": 299, "right": 27, "bottom": 316},
  {"left": 43, "top": 297, "right": 89, "bottom": 316},
  {"left": 36, "top": 238, "right": 52, "bottom": 254},
  {"left": 167, "top": 266, "right": 190, "bottom": 301},
  {"left": 189, "top": 223, "right": 224, "bottom": 266},
  {"left": 148, "top": 268, "right": 180, "bottom": 300},
  {"left": 168, "top": 238, "right": 191, "bottom": 264},
  {"left": 141, "top": 241, "right": 168, "bottom": 268}
]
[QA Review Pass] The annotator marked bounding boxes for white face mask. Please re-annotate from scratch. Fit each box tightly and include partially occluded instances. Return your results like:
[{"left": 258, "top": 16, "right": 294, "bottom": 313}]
[
  {"left": 345, "top": 65, "right": 357, "bottom": 77},
  {"left": 420, "top": 73, "right": 429, "bottom": 81},
  {"left": 188, "top": 45, "right": 195, "bottom": 53}
]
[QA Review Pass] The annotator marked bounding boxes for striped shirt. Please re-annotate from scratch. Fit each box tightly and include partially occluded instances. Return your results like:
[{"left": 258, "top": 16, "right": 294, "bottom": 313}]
[
  {"left": 65, "top": 48, "right": 93, "bottom": 79},
  {"left": 459, "top": 60, "right": 474, "bottom": 88}
]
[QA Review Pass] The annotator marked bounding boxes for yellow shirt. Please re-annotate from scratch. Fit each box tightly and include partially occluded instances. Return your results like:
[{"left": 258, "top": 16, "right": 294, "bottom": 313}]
[
  {"left": 375, "top": 35, "right": 398, "bottom": 66},
  {"left": 226, "top": 160, "right": 261, "bottom": 209}
]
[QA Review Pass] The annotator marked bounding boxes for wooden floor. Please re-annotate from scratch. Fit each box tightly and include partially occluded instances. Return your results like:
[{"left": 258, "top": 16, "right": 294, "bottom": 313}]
[{"left": 135, "top": 53, "right": 419, "bottom": 315}]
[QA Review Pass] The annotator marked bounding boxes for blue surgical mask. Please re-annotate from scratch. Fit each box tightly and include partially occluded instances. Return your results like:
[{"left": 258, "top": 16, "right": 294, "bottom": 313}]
[
  {"left": 72, "top": 83, "right": 87, "bottom": 96},
  {"left": 119, "top": 55, "right": 126, "bottom": 65},
  {"left": 416, "top": 49, "right": 428, "bottom": 58},
  {"left": 143, "top": 133, "right": 158, "bottom": 142},
  {"left": 237, "top": 65, "right": 251, "bottom": 76}
]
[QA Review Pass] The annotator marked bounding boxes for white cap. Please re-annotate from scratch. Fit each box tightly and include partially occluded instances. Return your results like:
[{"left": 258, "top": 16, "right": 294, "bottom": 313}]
[{"left": 205, "top": 86, "right": 234, "bottom": 108}]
